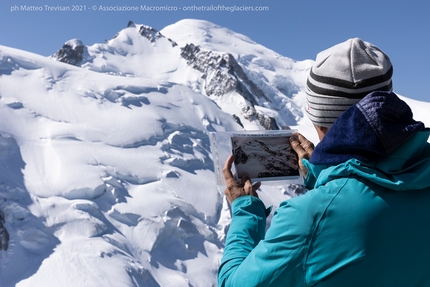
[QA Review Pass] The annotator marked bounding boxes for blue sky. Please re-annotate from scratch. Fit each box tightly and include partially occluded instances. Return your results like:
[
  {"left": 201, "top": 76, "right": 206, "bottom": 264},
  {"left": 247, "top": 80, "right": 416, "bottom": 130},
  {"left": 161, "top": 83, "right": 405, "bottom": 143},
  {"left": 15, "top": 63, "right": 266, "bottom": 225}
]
[{"left": 1, "top": 0, "right": 429, "bottom": 102}]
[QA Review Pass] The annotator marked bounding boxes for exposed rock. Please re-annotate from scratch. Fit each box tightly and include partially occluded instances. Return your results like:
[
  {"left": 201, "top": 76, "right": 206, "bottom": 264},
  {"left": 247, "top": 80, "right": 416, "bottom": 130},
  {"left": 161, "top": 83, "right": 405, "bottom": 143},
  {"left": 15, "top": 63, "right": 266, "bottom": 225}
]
[
  {"left": 232, "top": 114, "right": 244, "bottom": 128},
  {"left": 51, "top": 39, "right": 88, "bottom": 66},
  {"left": 181, "top": 44, "right": 268, "bottom": 102},
  {"left": 130, "top": 20, "right": 177, "bottom": 47},
  {"left": 180, "top": 43, "right": 278, "bottom": 128},
  {"left": 257, "top": 112, "right": 279, "bottom": 130},
  {"left": 0, "top": 210, "right": 9, "bottom": 251},
  {"left": 139, "top": 25, "right": 178, "bottom": 48}
]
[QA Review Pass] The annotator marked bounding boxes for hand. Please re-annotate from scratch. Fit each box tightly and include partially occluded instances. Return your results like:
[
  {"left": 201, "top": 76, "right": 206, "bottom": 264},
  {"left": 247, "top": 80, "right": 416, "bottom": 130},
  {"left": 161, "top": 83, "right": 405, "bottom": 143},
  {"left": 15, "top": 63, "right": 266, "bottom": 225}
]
[
  {"left": 289, "top": 133, "right": 315, "bottom": 178},
  {"left": 222, "top": 154, "right": 261, "bottom": 205}
]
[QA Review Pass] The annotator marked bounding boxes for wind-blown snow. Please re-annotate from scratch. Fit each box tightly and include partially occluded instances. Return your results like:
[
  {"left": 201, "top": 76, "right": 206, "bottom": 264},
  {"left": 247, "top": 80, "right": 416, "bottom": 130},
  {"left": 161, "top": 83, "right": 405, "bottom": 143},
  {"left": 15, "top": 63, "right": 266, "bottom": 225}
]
[{"left": 0, "top": 19, "right": 429, "bottom": 287}]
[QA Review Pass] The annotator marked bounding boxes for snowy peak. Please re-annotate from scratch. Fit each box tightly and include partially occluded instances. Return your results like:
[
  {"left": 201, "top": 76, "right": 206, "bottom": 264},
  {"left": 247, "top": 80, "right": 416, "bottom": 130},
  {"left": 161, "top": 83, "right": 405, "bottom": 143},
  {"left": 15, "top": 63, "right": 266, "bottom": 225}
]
[
  {"left": 51, "top": 21, "right": 178, "bottom": 70},
  {"left": 48, "top": 20, "right": 310, "bottom": 131},
  {"left": 161, "top": 19, "right": 255, "bottom": 55},
  {"left": 108, "top": 21, "right": 177, "bottom": 49}
]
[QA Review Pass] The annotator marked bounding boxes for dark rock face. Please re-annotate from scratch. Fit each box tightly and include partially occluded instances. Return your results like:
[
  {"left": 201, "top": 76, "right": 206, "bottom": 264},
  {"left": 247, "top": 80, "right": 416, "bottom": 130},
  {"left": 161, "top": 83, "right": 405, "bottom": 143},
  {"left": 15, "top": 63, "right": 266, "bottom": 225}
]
[
  {"left": 139, "top": 25, "right": 161, "bottom": 42},
  {"left": 129, "top": 20, "right": 177, "bottom": 47},
  {"left": 180, "top": 44, "right": 267, "bottom": 101},
  {"left": 140, "top": 25, "right": 178, "bottom": 47},
  {"left": 0, "top": 210, "right": 9, "bottom": 251},
  {"left": 51, "top": 40, "right": 88, "bottom": 66},
  {"left": 180, "top": 43, "right": 278, "bottom": 129},
  {"left": 232, "top": 114, "right": 244, "bottom": 128},
  {"left": 257, "top": 112, "right": 279, "bottom": 130}
]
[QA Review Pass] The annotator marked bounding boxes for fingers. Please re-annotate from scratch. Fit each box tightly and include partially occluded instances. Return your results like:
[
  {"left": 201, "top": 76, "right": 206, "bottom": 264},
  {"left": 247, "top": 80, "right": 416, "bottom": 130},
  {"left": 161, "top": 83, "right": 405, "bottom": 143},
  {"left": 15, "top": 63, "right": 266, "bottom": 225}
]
[
  {"left": 290, "top": 133, "right": 314, "bottom": 178},
  {"left": 242, "top": 172, "right": 252, "bottom": 191},
  {"left": 223, "top": 154, "right": 234, "bottom": 173},
  {"left": 299, "top": 134, "right": 315, "bottom": 152},
  {"left": 222, "top": 154, "right": 236, "bottom": 186},
  {"left": 242, "top": 172, "right": 260, "bottom": 198},
  {"left": 290, "top": 133, "right": 314, "bottom": 159}
]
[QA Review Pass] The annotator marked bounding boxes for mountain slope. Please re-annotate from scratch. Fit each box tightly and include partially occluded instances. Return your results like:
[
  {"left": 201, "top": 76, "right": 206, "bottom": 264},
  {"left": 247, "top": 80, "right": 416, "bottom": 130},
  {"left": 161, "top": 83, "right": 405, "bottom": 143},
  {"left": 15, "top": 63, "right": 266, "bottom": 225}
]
[{"left": 0, "top": 43, "right": 242, "bottom": 286}]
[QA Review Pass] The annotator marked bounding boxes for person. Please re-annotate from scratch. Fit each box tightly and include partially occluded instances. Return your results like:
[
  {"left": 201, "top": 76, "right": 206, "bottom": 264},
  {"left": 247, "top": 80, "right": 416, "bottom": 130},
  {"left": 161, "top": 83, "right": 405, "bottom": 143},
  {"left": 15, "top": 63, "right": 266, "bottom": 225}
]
[{"left": 218, "top": 38, "right": 430, "bottom": 287}]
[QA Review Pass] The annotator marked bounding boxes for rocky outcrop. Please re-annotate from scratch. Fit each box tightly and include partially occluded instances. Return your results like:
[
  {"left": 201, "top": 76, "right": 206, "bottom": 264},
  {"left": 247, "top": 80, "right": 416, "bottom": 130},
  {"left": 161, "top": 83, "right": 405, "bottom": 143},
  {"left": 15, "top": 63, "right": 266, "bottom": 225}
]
[
  {"left": 50, "top": 39, "right": 88, "bottom": 66},
  {"left": 257, "top": 112, "right": 279, "bottom": 130},
  {"left": 181, "top": 44, "right": 267, "bottom": 101},
  {"left": 181, "top": 44, "right": 278, "bottom": 129},
  {"left": 129, "top": 20, "right": 177, "bottom": 47},
  {"left": 0, "top": 210, "right": 9, "bottom": 251}
]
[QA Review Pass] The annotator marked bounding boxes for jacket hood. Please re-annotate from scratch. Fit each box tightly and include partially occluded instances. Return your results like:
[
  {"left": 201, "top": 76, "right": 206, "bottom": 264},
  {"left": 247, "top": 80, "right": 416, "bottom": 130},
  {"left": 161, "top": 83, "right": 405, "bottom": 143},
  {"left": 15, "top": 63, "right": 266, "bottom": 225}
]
[
  {"left": 310, "top": 91, "right": 425, "bottom": 165},
  {"left": 304, "top": 129, "right": 430, "bottom": 191}
]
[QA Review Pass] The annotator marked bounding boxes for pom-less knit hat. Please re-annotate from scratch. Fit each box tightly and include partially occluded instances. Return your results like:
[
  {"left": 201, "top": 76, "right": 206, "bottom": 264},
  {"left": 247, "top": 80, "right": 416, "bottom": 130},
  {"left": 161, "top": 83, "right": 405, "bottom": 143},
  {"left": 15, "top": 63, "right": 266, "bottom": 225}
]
[{"left": 306, "top": 38, "right": 393, "bottom": 128}]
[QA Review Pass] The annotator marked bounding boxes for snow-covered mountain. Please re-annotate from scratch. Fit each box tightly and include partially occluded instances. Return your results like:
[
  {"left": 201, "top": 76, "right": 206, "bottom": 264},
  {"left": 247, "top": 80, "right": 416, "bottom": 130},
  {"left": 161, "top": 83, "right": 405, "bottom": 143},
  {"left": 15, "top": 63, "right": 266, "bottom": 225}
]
[{"left": 0, "top": 19, "right": 429, "bottom": 287}]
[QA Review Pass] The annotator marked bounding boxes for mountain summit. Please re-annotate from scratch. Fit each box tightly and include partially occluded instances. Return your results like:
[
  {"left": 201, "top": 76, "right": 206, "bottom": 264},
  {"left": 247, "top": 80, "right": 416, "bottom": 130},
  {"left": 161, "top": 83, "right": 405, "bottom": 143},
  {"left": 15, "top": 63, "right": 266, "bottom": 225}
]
[{"left": 50, "top": 19, "right": 311, "bottom": 131}]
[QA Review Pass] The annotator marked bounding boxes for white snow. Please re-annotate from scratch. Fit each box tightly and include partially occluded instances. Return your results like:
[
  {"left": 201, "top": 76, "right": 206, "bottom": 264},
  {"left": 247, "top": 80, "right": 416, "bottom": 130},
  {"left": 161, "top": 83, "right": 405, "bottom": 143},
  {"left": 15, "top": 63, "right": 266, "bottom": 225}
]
[
  {"left": 64, "top": 38, "right": 85, "bottom": 49},
  {"left": 0, "top": 19, "right": 429, "bottom": 287}
]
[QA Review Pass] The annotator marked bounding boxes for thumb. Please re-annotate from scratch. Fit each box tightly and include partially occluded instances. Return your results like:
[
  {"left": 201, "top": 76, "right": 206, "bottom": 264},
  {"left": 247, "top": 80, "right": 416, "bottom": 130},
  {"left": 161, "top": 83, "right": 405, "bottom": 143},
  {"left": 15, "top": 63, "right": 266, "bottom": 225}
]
[
  {"left": 290, "top": 134, "right": 305, "bottom": 155},
  {"left": 290, "top": 133, "right": 314, "bottom": 157}
]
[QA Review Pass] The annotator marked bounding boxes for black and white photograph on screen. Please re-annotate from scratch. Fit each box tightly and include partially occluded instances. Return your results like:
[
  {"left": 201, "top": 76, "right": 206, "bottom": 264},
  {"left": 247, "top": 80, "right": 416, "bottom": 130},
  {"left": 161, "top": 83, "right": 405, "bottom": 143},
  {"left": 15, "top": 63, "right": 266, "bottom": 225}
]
[{"left": 231, "top": 134, "right": 300, "bottom": 180}]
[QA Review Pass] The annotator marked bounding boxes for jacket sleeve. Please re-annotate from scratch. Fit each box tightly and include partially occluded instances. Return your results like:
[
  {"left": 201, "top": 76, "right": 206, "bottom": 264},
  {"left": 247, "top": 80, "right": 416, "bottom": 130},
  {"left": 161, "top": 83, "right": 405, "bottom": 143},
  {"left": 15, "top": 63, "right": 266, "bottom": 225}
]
[{"left": 218, "top": 195, "right": 312, "bottom": 287}]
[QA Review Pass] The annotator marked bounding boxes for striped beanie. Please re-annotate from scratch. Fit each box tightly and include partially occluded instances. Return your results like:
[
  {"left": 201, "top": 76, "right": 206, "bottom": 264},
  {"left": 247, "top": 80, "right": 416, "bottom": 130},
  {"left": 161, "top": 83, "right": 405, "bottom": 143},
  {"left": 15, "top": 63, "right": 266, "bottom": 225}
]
[{"left": 306, "top": 38, "right": 393, "bottom": 128}]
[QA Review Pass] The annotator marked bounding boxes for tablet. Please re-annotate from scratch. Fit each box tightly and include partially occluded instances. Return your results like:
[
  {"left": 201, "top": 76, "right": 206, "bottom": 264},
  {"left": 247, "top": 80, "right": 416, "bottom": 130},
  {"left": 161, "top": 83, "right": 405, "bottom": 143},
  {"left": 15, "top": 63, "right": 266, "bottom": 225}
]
[{"left": 210, "top": 130, "right": 302, "bottom": 187}]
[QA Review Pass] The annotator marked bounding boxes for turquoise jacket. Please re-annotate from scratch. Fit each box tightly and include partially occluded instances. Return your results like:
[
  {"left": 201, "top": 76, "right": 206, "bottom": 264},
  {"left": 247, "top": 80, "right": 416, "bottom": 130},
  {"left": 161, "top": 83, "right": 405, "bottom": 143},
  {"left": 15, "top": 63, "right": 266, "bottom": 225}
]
[{"left": 218, "top": 93, "right": 430, "bottom": 286}]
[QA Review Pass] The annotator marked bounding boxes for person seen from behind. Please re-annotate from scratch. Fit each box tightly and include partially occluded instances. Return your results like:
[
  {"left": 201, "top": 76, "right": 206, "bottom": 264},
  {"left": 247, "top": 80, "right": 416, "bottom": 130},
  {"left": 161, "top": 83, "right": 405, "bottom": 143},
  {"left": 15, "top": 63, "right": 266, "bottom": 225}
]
[{"left": 218, "top": 38, "right": 430, "bottom": 286}]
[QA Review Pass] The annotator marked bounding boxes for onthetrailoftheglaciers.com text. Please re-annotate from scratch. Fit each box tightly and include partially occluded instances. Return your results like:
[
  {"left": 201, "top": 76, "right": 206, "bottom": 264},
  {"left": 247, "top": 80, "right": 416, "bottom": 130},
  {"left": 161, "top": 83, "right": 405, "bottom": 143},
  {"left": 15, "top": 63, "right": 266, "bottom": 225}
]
[{"left": 11, "top": 4, "right": 269, "bottom": 12}]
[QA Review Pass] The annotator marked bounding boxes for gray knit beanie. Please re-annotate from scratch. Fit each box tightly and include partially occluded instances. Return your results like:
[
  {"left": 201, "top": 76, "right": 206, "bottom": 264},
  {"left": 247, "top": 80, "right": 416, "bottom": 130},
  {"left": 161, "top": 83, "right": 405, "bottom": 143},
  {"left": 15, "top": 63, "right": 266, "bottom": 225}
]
[{"left": 306, "top": 38, "right": 393, "bottom": 128}]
